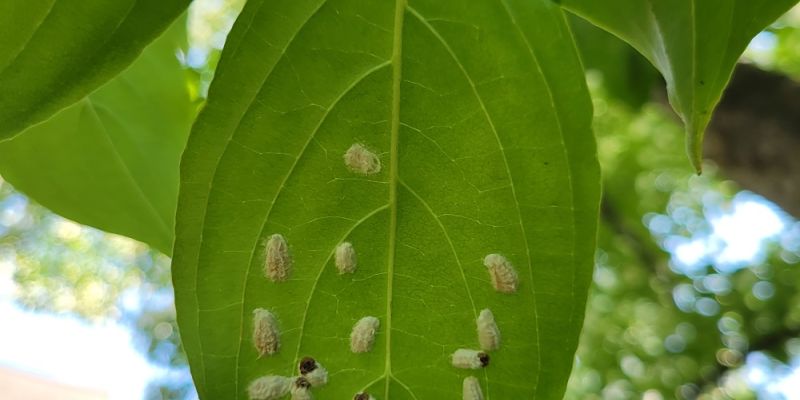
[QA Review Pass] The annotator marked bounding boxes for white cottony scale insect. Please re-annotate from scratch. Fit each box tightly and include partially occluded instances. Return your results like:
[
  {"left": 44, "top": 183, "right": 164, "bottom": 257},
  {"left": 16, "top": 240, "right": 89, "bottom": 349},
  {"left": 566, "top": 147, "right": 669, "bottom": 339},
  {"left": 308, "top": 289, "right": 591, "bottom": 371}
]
[
  {"left": 354, "top": 393, "right": 376, "bottom": 400},
  {"left": 335, "top": 242, "right": 357, "bottom": 274},
  {"left": 350, "top": 316, "right": 380, "bottom": 353},
  {"left": 483, "top": 253, "right": 518, "bottom": 293},
  {"left": 247, "top": 375, "right": 292, "bottom": 400},
  {"left": 451, "top": 349, "right": 490, "bottom": 369},
  {"left": 476, "top": 308, "right": 501, "bottom": 352},
  {"left": 252, "top": 308, "right": 280, "bottom": 357},
  {"left": 265, "top": 234, "right": 292, "bottom": 282},
  {"left": 462, "top": 376, "right": 484, "bottom": 400},
  {"left": 291, "top": 377, "right": 313, "bottom": 400},
  {"left": 298, "top": 356, "right": 328, "bottom": 387},
  {"left": 344, "top": 143, "right": 381, "bottom": 175}
]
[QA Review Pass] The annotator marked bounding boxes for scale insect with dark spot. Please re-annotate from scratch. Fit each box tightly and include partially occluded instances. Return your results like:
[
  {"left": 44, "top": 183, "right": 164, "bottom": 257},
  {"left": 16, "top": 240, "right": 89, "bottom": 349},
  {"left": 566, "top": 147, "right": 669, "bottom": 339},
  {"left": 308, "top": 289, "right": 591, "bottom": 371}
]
[
  {"left": 298, "top": 356, "right": 328, "bottom": 387},
  {"left": 291, "top": 377, "right": 313, "bottom": 400},
  {"left": 451, "top": 349, "right": 490, "bottom": 369}
]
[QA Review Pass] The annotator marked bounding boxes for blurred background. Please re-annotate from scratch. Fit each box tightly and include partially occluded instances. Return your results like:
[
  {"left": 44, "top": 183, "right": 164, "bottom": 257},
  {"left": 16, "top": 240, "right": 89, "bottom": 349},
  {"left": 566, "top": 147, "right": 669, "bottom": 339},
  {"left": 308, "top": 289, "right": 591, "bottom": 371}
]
[{"left": 1, "top": 1, "right": 799, "bottom": 399}]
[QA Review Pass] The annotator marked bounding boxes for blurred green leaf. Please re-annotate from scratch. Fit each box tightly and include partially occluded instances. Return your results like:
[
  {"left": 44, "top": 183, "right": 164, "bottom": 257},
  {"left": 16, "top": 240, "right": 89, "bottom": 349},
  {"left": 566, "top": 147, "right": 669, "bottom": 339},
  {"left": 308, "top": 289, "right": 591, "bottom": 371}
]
[
  {"left": 568, "top": 15, "right": 658, "bottom": 109},
  {"left": 172, "top": 0, "right": 599, "bottom": 398},
  {"left": 0, "top": 0, "right": 189, "bottom": 139},
  {"left": 0, "top": 18, "right": 193, "bottom": 255},
  {"left": 559, "top": 0, "right": 799, "bottom": 172}
]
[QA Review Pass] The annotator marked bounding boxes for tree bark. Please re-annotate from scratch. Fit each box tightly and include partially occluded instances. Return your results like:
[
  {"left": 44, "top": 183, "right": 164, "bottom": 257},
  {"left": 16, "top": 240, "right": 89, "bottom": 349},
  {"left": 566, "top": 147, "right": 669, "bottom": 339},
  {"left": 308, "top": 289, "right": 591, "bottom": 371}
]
[{"left": 705, "top": 63, "right": 800, "bottom": 218}]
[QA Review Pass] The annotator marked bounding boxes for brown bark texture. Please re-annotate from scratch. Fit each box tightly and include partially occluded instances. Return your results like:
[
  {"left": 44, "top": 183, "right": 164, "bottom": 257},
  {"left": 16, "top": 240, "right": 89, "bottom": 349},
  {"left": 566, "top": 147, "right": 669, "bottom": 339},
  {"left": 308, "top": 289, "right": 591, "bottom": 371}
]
[{"left": 705, "top": 63, "right": 800, "bottom": 218}]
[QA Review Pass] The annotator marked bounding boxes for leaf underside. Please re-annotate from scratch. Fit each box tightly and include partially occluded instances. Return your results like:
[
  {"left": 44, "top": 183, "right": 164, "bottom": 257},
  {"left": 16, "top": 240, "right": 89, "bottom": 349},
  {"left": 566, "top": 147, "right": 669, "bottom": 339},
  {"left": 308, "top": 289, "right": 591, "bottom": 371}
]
[
  {"left": 0, "top": 0, "right": 189, "bottom": 139},
  {"left": 172, "top": 0, "right": 599, "bottom": 399},
  {"left": 560, "top": 0, "right": 799, "bottom": 173},
  {"left": 0, "top": 18, "right": 193, "bottom": 255}
]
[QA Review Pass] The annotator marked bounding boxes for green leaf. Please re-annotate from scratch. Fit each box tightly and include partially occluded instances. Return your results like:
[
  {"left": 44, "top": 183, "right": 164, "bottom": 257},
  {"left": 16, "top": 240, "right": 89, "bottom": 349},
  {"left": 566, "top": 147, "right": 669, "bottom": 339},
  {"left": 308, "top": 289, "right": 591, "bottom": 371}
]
[
  {"left": 559, "top": 0, "right": 799, "bottom": 173},
  {"left": 0, "top": 18, "right": 193, "bottom": 255},
  {"left": 173, "top": 0, "right": 599, "bottom": 399},
  {"left": 0, "top": 0, "right": 190, "bottom": 139}
]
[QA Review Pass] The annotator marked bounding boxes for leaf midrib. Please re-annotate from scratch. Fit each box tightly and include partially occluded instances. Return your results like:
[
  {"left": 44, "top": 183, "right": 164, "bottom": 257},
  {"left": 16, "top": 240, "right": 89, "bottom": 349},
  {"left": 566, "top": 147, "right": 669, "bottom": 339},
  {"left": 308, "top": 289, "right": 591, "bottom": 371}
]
[
  {"left": 84, "top": 99, "right": 172, "bottom": 241},
  {"left": 213, "top": 2, "right": 581, "bottom": 398},
  {"left": 384, "top": 0, "right": 405, "bottom": 398}
]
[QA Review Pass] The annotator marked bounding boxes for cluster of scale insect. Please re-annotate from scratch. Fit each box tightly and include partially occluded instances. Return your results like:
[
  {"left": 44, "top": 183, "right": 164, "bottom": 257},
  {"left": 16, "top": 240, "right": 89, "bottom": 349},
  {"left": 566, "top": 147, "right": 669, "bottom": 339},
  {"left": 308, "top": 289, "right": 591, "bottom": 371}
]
[
  {"left": 449, "top": 252, "right": 519, "bottom": 399},
  {"left": 250, "top": 221, "right": 384, "bottom": 399},
  {"left": 249, "top": 146, "right": 525, "bottom": 398},
  {"left": 247, "top": 357, "right": 328, "bottom": 400}
]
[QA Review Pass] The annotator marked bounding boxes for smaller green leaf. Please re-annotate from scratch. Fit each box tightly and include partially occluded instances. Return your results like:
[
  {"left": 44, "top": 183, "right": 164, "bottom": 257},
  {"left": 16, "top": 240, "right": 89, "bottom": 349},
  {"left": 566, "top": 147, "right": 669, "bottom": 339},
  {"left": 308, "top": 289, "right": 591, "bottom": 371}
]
[
  {"left": 0, "top": 0, "right": 189, "bottom": 139},
  {"left": 559, "top": 0, "right": 799, "bottom": 173},
  {"left": 0, "top": 18, "right": 193, "bottom": 254}
]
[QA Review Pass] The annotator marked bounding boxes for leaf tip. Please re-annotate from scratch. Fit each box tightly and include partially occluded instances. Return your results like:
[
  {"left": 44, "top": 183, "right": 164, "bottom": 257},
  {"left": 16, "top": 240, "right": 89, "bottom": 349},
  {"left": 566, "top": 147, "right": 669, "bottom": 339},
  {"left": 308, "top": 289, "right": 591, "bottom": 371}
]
[{"left": 686, "top": 121, "right": 705, "bottom": 175}]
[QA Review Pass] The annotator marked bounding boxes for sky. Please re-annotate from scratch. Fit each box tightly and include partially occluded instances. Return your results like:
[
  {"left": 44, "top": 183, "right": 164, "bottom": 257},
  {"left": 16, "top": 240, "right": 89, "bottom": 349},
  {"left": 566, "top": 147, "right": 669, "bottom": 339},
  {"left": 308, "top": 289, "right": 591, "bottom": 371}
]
[{"left": 0, "top": 255, "right": 173, "bottom": 400}]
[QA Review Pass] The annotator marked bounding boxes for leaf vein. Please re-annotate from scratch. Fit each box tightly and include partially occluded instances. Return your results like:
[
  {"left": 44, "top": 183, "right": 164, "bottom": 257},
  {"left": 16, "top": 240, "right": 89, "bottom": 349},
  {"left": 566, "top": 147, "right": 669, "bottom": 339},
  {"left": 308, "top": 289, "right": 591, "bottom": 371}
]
[{"left": 83, "top": 100, "right": 172, "bottom": 239}]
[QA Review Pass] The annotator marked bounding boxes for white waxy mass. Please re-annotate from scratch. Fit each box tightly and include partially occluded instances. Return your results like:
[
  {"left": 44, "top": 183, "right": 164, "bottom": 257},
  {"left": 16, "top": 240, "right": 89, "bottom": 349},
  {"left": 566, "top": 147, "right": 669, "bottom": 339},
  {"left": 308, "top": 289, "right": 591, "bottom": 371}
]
[
  {"left": 350, "top": 316, "right": 380, "bottom": 353},
  {"left": 291, "top": 377, "right": 313, "bottom": 400},
  {"left": 264, "top": 233, "right": 292, "bottom": 282},
  {"left": 462, "top": 376, "right": 485, "bottom": 400},
  {"left": 343, "top": 143, "right": 381, "bottom": 175},
  {"left": 335, "top": 242, "right": 357, "bottom": 274},
  {"left": 247, "top": 375, "right": 292, "bottom": 400},
  {"left": 476, "top": 308, "right": 501, "bottom": 351},
  {"left": 252, "top": 308, "right": 280, "bottom": 357},
  {"left": 483, "top": 253, "right": 519, "bottom": 293}
]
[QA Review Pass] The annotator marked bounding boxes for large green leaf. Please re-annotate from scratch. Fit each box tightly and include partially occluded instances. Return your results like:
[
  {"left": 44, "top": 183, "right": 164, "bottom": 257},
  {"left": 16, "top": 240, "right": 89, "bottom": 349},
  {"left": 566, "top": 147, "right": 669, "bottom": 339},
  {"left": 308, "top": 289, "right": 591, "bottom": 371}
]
[
  {"left": 559, "top": 0, "right": 799, "bottom": 172},
  {"left": 173, "top": 0, "right": 599, "bottom": 398},
  {"left": 0, "top": 0, "right": 189, "bottom": 139},
  {"left": 0, "top": 18, "right": 193, "bottom": 255}
]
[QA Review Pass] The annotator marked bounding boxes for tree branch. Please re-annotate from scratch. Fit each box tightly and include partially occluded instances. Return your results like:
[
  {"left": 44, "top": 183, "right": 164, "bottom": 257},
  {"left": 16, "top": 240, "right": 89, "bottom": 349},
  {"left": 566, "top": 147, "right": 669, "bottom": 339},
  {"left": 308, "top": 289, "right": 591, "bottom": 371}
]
[
  {"left": 704, "top": 63, "right": 800, "bottom": 218},
  {"left": 694, "top": 325, "right": 800, "bottom": 394}
]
